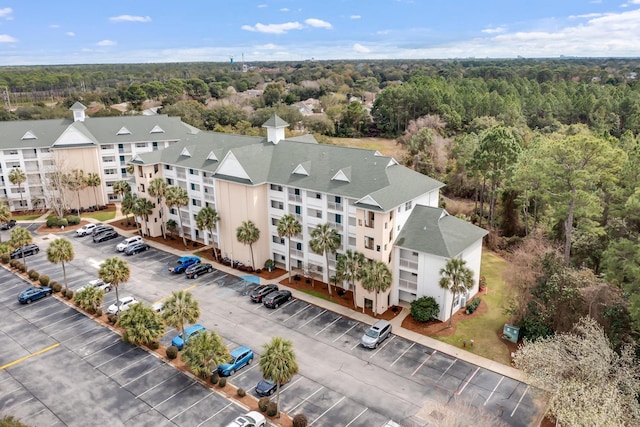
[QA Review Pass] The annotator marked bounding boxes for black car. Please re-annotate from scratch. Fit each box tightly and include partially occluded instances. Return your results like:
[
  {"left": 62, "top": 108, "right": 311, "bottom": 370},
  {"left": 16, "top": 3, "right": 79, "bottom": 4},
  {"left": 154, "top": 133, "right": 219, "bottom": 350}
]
[
  {"left": 93, "top": 229, "right": 119, "bottom": 243},
  {"left": 263, "top": 290, "right": 292, "bottom": 308},
  {"left": 10, "top": 244, "right": 40, "bottom": 259},
  {"left": 91, "top": 225, "right": 114, "bottom": 236},
  {"left": 124, "top": 242, "right": 150, "bottom": 255},
  {"left": 0, "top": 219, "right": 16, "bottom": 230},
  {"left": 185, "top": 262, "right": 213, "bottom": 279},
  {"left": 249, "top": 284, "right": 279, "bottom": 303},
  {"left": 255, "top": 378, "right": 288, "bottom": 396}
]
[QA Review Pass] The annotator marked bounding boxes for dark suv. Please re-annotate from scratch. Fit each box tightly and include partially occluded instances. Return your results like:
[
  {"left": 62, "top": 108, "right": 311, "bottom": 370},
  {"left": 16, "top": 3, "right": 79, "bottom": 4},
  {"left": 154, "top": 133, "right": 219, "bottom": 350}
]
[
  {"left": 0, "top": 219, "right": 16, "bottom": 230},
  {"left": 185, "top": 263, "right": 213, "bottom": 279},
  {"left": 91, "top": 225, "right": 114, "bottom": 236},
  {"left": 249, "top": 284, "right": 278, "bottom": 303},
  {"left": 10, "top": 244, "right": 40, "bottom": 259}
]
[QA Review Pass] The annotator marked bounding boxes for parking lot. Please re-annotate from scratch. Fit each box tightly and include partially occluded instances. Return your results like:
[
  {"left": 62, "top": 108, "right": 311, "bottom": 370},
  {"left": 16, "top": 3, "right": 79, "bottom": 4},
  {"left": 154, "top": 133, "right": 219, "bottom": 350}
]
[{"left": 0, "top": 226, "right": 545, "bottom": 426}]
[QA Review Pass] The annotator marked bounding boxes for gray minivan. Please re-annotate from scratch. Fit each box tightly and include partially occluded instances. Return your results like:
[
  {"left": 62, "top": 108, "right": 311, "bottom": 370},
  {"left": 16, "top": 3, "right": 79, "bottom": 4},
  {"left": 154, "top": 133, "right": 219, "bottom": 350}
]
[{"left": 361, "top": 319, "right": 392, "bottom": 349}]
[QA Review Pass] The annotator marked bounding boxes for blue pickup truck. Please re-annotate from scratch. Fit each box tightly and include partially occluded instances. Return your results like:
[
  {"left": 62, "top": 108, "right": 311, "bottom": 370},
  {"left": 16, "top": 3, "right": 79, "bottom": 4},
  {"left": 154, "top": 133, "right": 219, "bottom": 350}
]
[{"left": 169, "top": 255, "right": 201, "bottom": 273}]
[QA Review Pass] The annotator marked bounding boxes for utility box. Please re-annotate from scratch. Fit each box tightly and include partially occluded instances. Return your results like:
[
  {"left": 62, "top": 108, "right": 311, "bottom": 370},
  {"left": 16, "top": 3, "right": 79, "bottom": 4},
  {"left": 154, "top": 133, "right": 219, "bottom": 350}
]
[{"left": 503, "top": 324, "right": 520, "bottom": 343}]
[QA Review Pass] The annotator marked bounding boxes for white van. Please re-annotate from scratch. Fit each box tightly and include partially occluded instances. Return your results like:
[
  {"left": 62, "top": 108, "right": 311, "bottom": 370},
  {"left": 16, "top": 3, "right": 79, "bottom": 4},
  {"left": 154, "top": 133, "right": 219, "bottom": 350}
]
[{"left": 116, "top": 235, "right": 144, "bottom": 252}]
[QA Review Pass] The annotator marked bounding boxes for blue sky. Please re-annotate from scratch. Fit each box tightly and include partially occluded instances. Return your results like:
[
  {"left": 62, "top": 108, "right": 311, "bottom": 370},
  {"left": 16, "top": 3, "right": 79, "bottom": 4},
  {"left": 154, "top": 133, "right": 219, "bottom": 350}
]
[{"left": 1, "top": 1, "right": 640, "bottom": 65}]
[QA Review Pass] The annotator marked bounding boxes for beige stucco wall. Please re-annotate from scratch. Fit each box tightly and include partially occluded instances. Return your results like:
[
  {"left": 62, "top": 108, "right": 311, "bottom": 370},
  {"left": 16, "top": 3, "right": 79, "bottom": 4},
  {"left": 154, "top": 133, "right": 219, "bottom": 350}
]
[
  {"left": 216, "top": 181, "right": 270, "bottom": 270},
  {"left": 53, "top": 146, "right": 106, "bottom": 210},
  {"left": 135, "top": 164, "right": 164, "bottom": 237}
]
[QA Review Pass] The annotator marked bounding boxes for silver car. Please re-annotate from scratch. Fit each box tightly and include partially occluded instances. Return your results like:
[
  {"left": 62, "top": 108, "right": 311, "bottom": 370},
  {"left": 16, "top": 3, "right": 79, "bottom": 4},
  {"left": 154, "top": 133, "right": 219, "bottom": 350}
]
[{"left": 361, "top": 320, "right": 392, "bottom": 349}]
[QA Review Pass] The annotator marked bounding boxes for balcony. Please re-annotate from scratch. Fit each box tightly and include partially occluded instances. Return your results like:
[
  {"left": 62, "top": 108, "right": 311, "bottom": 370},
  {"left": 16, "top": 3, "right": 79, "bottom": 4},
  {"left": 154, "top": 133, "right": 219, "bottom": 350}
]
[
  {"left": 176, "top": 171, "right": 186, "bottom": 180},
  {"left": 398, "top": 278, "right": 418, "bottom": 292},
  {"left": 290, "top": 249, "right": 304, "bottom": 259},
  {"left": 329, "top": 221, "right": 343, "bottom": 232},
  {"left": 288, "top": 194, "right": 302, "bottom": 202},
  {"left": 327, "top": 201, "right": 343, "bottom": 211},
  {"left": 203, "top": 177, "right": 214, "bottom": 185},
  {"left": 399, "top": 258, "right": 419, "bottom": 270}
]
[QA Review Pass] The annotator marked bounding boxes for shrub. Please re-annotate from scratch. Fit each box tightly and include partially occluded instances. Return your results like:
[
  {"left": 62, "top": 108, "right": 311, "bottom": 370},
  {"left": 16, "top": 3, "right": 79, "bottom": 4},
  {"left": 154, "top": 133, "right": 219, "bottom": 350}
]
[
  {"left": 293, "top": 414, "right": 308, "bottom": 427},
  {"left": 1, "top": 254, "right": 9, "bottom": 264},
  {"left": 65, "top": 289, "right": 74, "bottom": 299},
  {"left": 28, "top": 269, "right": 39, "bottom": 281},
  {"left": 39, "top": 275, "right": 50, "bottom": 286},
  {"left": 236, "top": 387, "right": 246, "bottom": 397},
  {"left": 479, "top": 275, "right": 487, "bottom": 289},
  {"left": 266, "top": 401, "right": 278, "bottom": 417},
  {"left": 58, "top": 218, "right": 68, "bottom": 227},
  {"left": 107, "top": 313, "right": 118, "bottom": 324},
  {"left": 0, "top": 243, "right": 10, "bottom": 255},
  {"left": 148, "top": 341, "right": 159, "bottom": 350},
  {"left": 264, "top": 258, "right": 275, "bottom": 271},
  {"left": 46, "top": 216, "right": 59, "bottom": 227},
  {"left": 51, "top": 282, "right": 62, "bottom": 293},
  {"left": 166, "top": 345, "right": 178, "bottom": 359},
  {"left": 210, "top": 372, "right": 219, "bottom": 385},
  {"left": 17, "top": 262, "right": 26, "bottom": 272},
  {"left": 410, "top": 296, "right": 440, "bottom": 322},
  {"left": 258, "top": 397, "right": 270, "bottom": 412},
  {"left": 465, "top": 297, "right": 481, "bottom": 314},
  {"left": 95, "top": 308, "right": 103, "bottom": 317},
  {"left": 66, "top": 215, "right": 80, "bottom": 225},
  {"left": 9, "top": 259, "right": 18, "bottom": 269},
  {"left": 218, "top": 377, "right": 227, "bottom": 388}
]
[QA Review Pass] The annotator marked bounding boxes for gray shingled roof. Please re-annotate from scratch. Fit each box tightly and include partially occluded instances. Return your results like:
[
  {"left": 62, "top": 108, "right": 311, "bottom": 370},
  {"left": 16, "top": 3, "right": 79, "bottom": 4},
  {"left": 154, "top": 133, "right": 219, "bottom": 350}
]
[
  {"left": 69, "top": 101, "right": 87, "bottom": 111},
  {"left": 262, "top": 115, "right": 289, "bottom": 128},
  {"left": 0, "top": 119, "right": 73, "bottom": 149},
  {"left": 395, "top": 205, "right": 487, "bottom": 257}
]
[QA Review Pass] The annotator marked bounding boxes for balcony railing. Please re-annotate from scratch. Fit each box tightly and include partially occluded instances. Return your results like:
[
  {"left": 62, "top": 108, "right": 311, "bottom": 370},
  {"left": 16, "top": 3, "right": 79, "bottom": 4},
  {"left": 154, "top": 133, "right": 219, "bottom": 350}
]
[
  {"left": 290, "top": 249, "right": 304, "bottom": 259},
  {"left": 399, "top": 278, "right": 418, "bottom": 292},
  {"left": 399, "top": 259, "right": 419, "bottom": 270},
  {"left": 327, "top": 201, "right": 343, "bottom": 211},
  {"left": 176, "top": 171, "right": 186, "bottom": 180},
  {"left": 329, "top": 221, "right": 343, "bottom": 231},
  {"left": 288, "top": 194, "right": 302, "bottom": 202}
]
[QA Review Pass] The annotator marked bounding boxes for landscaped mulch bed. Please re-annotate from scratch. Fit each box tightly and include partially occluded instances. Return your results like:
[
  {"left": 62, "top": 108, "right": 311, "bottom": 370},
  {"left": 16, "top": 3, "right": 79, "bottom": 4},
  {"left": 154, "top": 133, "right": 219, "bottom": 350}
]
[{"left": 401, "top": 298, "right": 488, "bottom": 337}]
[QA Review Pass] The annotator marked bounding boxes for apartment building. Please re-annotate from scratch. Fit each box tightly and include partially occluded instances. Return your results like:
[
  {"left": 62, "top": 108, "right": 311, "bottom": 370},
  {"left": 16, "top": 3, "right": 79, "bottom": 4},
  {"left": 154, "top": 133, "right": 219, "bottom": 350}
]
[{"left": 132, "top": 115, "right": 487, "bottom": 318}]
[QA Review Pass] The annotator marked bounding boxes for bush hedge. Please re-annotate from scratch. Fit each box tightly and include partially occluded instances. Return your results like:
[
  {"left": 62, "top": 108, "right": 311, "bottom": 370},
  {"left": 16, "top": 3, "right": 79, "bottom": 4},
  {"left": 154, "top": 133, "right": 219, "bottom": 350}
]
[
  {"left": 410, "top": 296, "right": 440, "bottom": 322},
  {"left": 28, "top": 269, "right": 39, "bottom": 281},
  {"left": 1, "top": 254, "right": 10, "bottom": 264},
  {"left": 95, "top": 308, "right": 103, "bottom": 317},
  {"left": 266, "top": 401, "right": 278, "bottom": 417},
  {"left": 39, "top": 275, "right": 50, "bottom": 286},
  {"left": 107, "top": 313, "right": 118, "bottom": 324},
  {"left": 58, "top": 218, "right": 68, "bottom": 227},
  {"left": 65, "top": 289, "right": 74, "bottom": 299},
  {"left": 293, "top": 414, "right": 308, "bottom": 427},
  {"left": 258, "top": 397, "right": 270, "bottom": 412},
  {"left": 236, "top": 387, "right": 246, "bottom": 397},
  {"left": 51, "top": 282, "right": 62, "bottom": 293},
  {"left": 46, "top": 216, "right": 59, "bottom": 227},
  {"left": 218, "top": 377, "right": 227, "bottom": 388},
  {"left": 66, "top": 215, "right": 81, "bottom": 225},
  {"left": 465, "top": 297, "right": 481, "bottom": 314},
  {"left": 166, "top": 346, "right": 178, "bottom": 360}
]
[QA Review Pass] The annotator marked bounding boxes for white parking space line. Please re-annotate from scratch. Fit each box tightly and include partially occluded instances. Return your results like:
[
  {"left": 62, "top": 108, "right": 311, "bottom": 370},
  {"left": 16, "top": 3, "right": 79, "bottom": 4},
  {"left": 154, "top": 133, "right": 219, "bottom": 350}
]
[
  {"left": 270, "top": 300, "right": 300, "bottom": 317},
  {"left": 19, "top": 302, "right": 61, "bottom": 316},
  {"left": 253, "top": 302, "right": 266, "bottom": 311},
  {"left": 298, "top": 309, "right": 326, "bottom": 328},
  {"left": 484, "top": 376, "right": 504, "bottom": 406},
  {"left": 196, "top": 402, "right": 232, "bottom": 427},
  {"left": 310, "top": 396, "right": 345, "bottom": 426},
  {"left": 94, "top": 347, "right": 137, "bottom": 368},
  {"left": 48, "top": 318, "right": 91, "bottom": 335},
  {"left": 10, "top": 397, "right": 34, "bottom": 409},
  {"left": 344, "top": 408, "right": 368, "bottom": 427},
  {"left": 510, "top": 384, "right": 529, "bottom": 417},
  {"left": 73, "top": 335, "right": 119, "bottom": 352},
  {"left": 350, "top": 340, "right": 361, "bottom": 350},
  {"left": 437, "top": 359, "right": 456, "bottom": 383},
  {"left": 412, "top": 350, "right": 436, "bottom": 376},
  {"left": 121, "top": 364, "right": 164, "bottom": 388},
  {"left": 59, "top": 327, "right": 102, "bottom": 344},
  {"left": 41, "top": 312, "right": 82, "bottom": 329},
  {"left": 0, "top": 387, "right": 22, "bottom": 399},
  {"left": 109, "top": 354, "right": 152, "bottom": 376},
  {"left": 81, "top": 340, "right": 122, "bottom": 360},
  {"left": 279, "top": 377, "right": 304, "bottom": 395},
  {"left": 315, "top": 316, "right": 341, "bottom": 335},
  {"left": 22, "top": 407, "right": 47, "bottom": 422},
  {"left": 170, "top": 391, "right": 214, "bottom": 420},
  {"left": 289, "top": 386, "right": 325, "bottom": 412},
  {"left": 369, "top": 335, "right": 395, "bottom": 358},
  {"left": 152, "top": 382, "right": 196, "bottom": 409},
  {"left": 232, "top": 361, "right": 260, "bottom": 379},
  {"left": 135, "top": 371, "right": 180, "bottom": 398},
  {"left": 335, "top": 324, "right": 357, "bottom": 343},
  {"left": 455, "top": 367, "right": 479, "bottom": 395},
  {"left": 390, "top": 343, "right": 414, "bottom": 367}
]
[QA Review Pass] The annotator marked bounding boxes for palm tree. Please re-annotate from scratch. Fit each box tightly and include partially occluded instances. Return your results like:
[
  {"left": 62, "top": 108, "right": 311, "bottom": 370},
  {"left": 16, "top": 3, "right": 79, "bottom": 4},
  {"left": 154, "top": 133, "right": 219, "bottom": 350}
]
[
  {"left": 259, "top": 337, "right": 299, "bottom": 417},
  {"left": 0, "top": 202, "right": 11, "bottom": 243},
  {"left": 117, "top": 303, "right": 165, "bottom": 346},
  {"left": 162, "top": 290, "right": 201, "bottom": 349},
  {"left": 98, "top": 257, "right": 131, "bottom": 315},
  {"left": 360, "top": 260, "right": 392, "bottom": 316},
  {"left": 277, "top": 214, "right": 301, "bottom": 283},
  {"left": 121, "top": 193, "right": 136, "bottom": 225},
  {"left": 166, "top": 186, "right": 189, "bottom": 247},
  {"left": 148, "top": 178, "right": 168, "bottom": 239},
  {"left": 9, "top": 226, "right": 33, "bottom": 269},
  {"left": 113, "top": 180, "right": 131, "bottom": 200},
  {"left": 46, "top": 238, "right": 74, "bottom": 292},
  {"left": 236, "top": 220, "right": 260, "bottom": 271},
  {"left": 86, "top": 172, "right": 101, "bottom": 209},
  {"left": 439, "top": 258, "right": 474, "bottom": 328},
  {"left": 195, "top": 206, "right": 221, "bottom": 260},
  {"left": 182, "top": 331, "right": 230, "bottom": 379},
  {"left": 133, "top": 197, "right": 154, "bottom": 236},
  {"left": 74, "top": 286, "right": 105, "bottom": 314},
  {"left": 66, "top": 169, "right": 87, "bottom": 215},
  {"left": 309, "top": 223, "right": 341, "bottom": 295},
  {"left": 335, "top": 249, "right": 365, "bottom": 309},
  {"left": 8, "top": 168, "right": 27, "bottom": 210}
]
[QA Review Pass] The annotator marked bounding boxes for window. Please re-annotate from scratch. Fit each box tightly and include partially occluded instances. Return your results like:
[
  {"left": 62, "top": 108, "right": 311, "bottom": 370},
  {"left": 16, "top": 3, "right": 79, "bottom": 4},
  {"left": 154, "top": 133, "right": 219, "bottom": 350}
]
[
  {"left": 294, "top": 188, "right": 300, "bottom": 195},
  {"left": 271, "top": 200, "right": 284, "bottom": 210},
  {"left": 121, "top": 168, "right": 128, "bottom": 175},
  {"left": 272, "top": 235, "right": 285, "bottom": 244},
  {"left": 166, "top": 178, "right": 174, "bottom": 185},
  {"left": 335, "top": 214, "right": 342, "bottom": 224},
  {"left": 271, "top": 218, "right": 279, "bottom": 226},
  {"left": 152, "top": 142, "right": 158, "bottom": 151},
  {"left": 136, "top": 143, "right": 147, "bottom": 148},
  {"left": 365, "top": 237, "right": 374, "bottom": 250},
  {"left": 101, "top": 145, "right": 113, "bottom": 150},
  {"left": 296, "top": 242, "right": 302, "bottom": 250},
  {"left": 154, "top": 165, "right": 159, "bottom": 174},
  {"left": 405, "top": 201, "right": 412, "bottom": 210},
  {"left": 376, "top": 245, "right": 381, "bottom": 252},
  {"left": 140, "top": 184, "right": 145, "bottom": 193},
  {"left": 189, "top": 168, "right": 198, "bottom": 176},
  {"left": 164, "top": 165, "right": 172, "bottom": 170},
  {"left": 104, "top": 169, "right": 117, "bottom": 175},
  {"left": 316, "top": 193, "right": 322, "bottom": 199},
  {"left": 335, "top": 196, "right": 341, "bottom": 204},
  {"left": 270, "top": 184, "right": 283, "bottom": 191},
  {"left": 138, "top": 166, "right": 143, "bottom": 178},
  {"left": 295, "top": 205, "right": 301, "bottom": 215},
  {"left": 192, "top": 199, "right": 201, "bottom": 207}
]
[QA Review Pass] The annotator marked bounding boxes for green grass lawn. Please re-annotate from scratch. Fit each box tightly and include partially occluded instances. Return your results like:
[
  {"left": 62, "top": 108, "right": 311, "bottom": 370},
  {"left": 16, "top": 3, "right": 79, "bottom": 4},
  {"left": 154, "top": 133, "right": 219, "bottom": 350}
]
[
  {"left": 12, "top": 214, "right": 42, "bottom": 220},
  {"left": 436, "top": 251, "right": 512, "bottom": 365},
  {"left": 81, "top": 211, "right": 116, "bottom": 221}
]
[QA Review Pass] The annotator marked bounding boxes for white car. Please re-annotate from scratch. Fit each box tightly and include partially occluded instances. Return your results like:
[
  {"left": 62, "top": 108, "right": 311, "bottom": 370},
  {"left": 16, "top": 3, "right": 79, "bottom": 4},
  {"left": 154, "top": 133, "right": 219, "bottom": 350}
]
[
  {"left": 116, "top": 235, "right": 144, "bottom": 252},
  {"left": 106, "top": 296, "right": 139, "bottom": 314},
  {"left": 224, "top": 411, "right": 266, "bottom": 427},
  {"left": 151, "top": 301, "right": 164, "bottom": 314},
  {"left": 76, "top": 223, "right": 98, "bottom": 236},
  {"left": 76, "top": 279, "right": 112, "bottom": 293}
]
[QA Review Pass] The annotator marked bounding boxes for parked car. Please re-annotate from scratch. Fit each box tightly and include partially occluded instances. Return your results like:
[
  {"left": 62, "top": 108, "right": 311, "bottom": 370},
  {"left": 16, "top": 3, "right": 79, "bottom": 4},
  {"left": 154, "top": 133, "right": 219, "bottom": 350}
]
[
  {"left": 171, "top": 323, "right": 206, "bottom": 350},
  {"left": 151, "top": 301, "right": 164, "bottom": 314},
  {"left": 18, "top": 286, "right": 52, "bottom": 304},
  {"left": 249, "top": 284, "right": 278, "bottom": 303},
  {"left": 93, "top": 229, "right": 119, "bottom": 243},
  {"left": 218, "top": 346, "right": 254, "bottom": 376},
  {"left": 76, "top": 279, "right": 112, "bottom": 293},
  {"left": 0, "top": 219, "right": 16, "bottom": 230},
  {"left": 224, "top": 411, "right": 266, "bottom": 427},
  {"left": 169, "top": 256, "right": 201, "bottom": 273},
  {"left": 91, "top": 225, "right": 114, "bottom": 236},
  {"left": 185, "top": 262, "right": 213, "bottom": 279},
  {"left": 124, "top": 242, "right": 150, "bottom": 255},
  {"left": 106, "top": 296, "right": 139, "bottom": 315},
  {"left": 76, "top": 223, "right": 98, "bottom": 236},
  {"left": 255, "top": 378, "right": 289, "bottom": 397},
  {"left": 360, "top": 319, "right": 392, "bottom": 349},
  {"left": 10, "top": 244, "right": 40, "bottom": 259},
  {"left": 116, "top": 235, "right": 144, "bottom": 252},
  {"left": 263, "top": 290, "right": 292, "bottom": 309}
]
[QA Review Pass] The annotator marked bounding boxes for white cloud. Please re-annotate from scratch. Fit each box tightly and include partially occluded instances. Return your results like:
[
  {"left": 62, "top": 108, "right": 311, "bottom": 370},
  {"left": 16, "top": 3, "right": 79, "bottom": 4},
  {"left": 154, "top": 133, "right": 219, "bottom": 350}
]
[
  {"left": 482, "top": 26, "right": 506, "bottom": 34},
  {"left": 258, "top": 4, "right": 267, "bottom": 8},
  {"left": 66, "top": 32, "right": 75, "bottom": 37},
  {"left": 255, "top": 43, "right": 279, "bottom": 49},
  {"left": 569, "top": 13, "right": 603, "bottom": 19},
  {"left": 305, "top": 18, "right": 332, "bottom": 29},
  {"left": 0, "top": 34, "right": 17, "bottom": 43},
  {"left": 350, "top": 15, "right": 361, "bottom": 20},
  {"left": 96, "top": 39, "right": 116, "bottom": 46},
  {"left": 280, "top": 8, "right": 289, "bottom": 12},
  {"left": 241, "top": 22, "right": 303, "bottom": 34},
  {"left": 353, "top": 43, "right": 370, "bottom": 53},
  {"left": 109, "top": 15, "right": 151, "bottom": 23},
  {"left": 0, "top": 7, "right": 12, "bottom": 20},
  {"left": 49, "top": 24, "right": 60, "bottom": 29}
]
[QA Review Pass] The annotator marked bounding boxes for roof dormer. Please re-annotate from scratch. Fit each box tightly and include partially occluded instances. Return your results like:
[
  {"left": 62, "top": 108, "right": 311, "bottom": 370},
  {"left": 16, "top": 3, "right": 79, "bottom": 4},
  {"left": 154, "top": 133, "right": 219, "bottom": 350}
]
[
  {"left": 262, "top": 114, "right": 288, "bottom": 144},
  {"left": 69, "top": 101, "right": 87, "bottom": 122}
]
